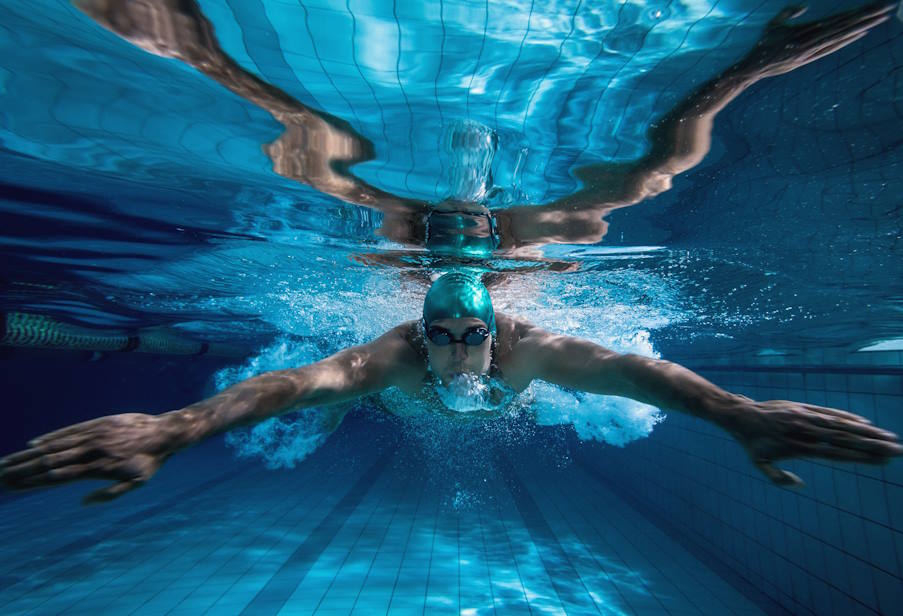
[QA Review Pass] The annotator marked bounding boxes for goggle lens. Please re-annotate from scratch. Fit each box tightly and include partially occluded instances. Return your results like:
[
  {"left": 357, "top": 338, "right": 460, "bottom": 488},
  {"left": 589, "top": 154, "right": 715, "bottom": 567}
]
[
  {"left": 427, "top": 326, "right": 489, "bottom": 346},
  {"left": 428, "top": 329, "right": 452, "bottom": 345},
  {"left": 464, "top": 329, "right": 489, "bottom": 345}
]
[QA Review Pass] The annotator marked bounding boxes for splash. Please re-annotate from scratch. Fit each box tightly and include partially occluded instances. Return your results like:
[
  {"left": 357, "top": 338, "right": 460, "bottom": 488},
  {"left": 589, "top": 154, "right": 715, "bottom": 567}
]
[
  {"left": 479, "top": 267, "right": 685, "bottom": 446},
  {"left": 434, "top": 373, "right": 494, "bottom": 413},
  {"left": 530, "top": 383, "right": 665, "bottom": 447},
  {"left": 433, "top": 372, "right": 516, "bottom": 413},
  {"left": 214, "top": 338, "right": 335, "bottom": 468},
  {"left": 223, "top": 414, "right": 326, "bottom": 470},
  {"left": 529, "top": 328, "right": 666, "bottom": 447}
]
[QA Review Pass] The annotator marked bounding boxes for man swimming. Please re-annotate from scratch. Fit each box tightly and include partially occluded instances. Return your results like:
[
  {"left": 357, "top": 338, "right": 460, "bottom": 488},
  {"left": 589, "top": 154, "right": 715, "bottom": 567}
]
[{"left": 2, "top": 272, "right": 901, "bottom": 504}]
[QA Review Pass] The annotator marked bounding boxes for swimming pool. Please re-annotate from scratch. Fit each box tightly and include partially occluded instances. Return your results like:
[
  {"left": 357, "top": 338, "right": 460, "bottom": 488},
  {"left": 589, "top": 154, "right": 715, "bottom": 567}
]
[{"left": 1, "top": 0, "right": 901, "bottom": 614}]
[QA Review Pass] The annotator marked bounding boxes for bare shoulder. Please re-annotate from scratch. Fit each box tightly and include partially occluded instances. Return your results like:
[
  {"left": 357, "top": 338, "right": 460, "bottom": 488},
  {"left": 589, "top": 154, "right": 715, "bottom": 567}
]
[
  {"left": 367, "top": 321, "right": 424, "bottom": 360},
  {"left": 494, "top": 314, "right": 557, "bottom": 391},
  {"left": 494, "top": 313, "right": 553, "bottom": 352},
  {"left": 494, "top": 315, "right": 622, "bottom": 391},
  {"left": 374, "top": 321, "right": 428, "bottom": 387}
]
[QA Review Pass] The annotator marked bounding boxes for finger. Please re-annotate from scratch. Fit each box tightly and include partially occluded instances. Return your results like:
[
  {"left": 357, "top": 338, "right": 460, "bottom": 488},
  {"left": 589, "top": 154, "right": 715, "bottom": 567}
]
[
  {"left": 1, "top": 448, "right": 46, "bottom": 468},
  {"left": 797, "top": 411, "right": 898, "bottom": 441},
  {"left": 28, "top": 419, "right": 107, "bottom": 446},
  {"left": 13, "top": 461, "right": 108, "bottom": 489},
  {"left": 754, "top": 460, "right": 804, "bottom": 487},
  {"left": 2, "top": 435, "right": 94, "bottom": 468},
  {"left": 807, "top": 2, "right": 894, "bottom": 34},
  {"left": 29, "top": 434, "right": 95, "bottom": 455},
  {"left": 83, "top": 479, "right": 144, "bottom": 505},
  {"left": 811, "top": 31, "right": 869, "bottom": 58},
  {"left": 0, "top": 446, "right": 100, "bottom": 484},
  {"left": 812, "top": 12, "right": 891, "bottom": 47},
  {"left": 843, "top": 2, "right": 895, "bottom": 24},
  {"left": 794, "top": 438, "right": 901, "bottom": 461},
  {"left": 831, "top": 434, "right": 903, "bottom": 456},
  {"left": 802, "top": 424, "right": 903, "bottom": 452},
  {"left": 792, "top": 4, "right": 891, "bottom": 43},
  {"left": 1, "top": 438, "right": 93, "bottom": 474},
  {"left": 800, "top": 403, "right": 871, "bottom": 424},
  {"left": 770, "top": 5, "right": 807, "bottom": 28},
  {"left": 811, "top": 445, "right": 890, "bottom": 462},
  {"left": 804, "top": 19, "right": 886, "bottom": 60}
]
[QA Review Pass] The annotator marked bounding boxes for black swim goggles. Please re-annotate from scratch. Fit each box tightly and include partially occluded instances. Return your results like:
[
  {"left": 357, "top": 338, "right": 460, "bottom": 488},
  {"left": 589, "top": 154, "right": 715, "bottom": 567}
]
[{"left": 425, "top": 325, "right": 490, "bottom": 346}]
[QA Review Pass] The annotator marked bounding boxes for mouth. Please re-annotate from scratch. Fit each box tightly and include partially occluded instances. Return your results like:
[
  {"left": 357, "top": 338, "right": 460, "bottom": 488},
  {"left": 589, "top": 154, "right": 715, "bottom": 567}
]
[{"left": 433, "top": 372, "right": 491, "bottom": 413}]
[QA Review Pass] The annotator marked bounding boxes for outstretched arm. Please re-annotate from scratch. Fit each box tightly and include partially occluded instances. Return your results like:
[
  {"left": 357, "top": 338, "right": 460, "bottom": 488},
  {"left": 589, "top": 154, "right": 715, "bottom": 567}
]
[
  {"left": 0, "top": 327, "right": 417, "bottom": 503},
  {"left": 519, "top": 328, "right": 903, "bottom": 486},
  {"left": 498, "top": 3, "right": 895, "bottom": 248},
  {"left": 74, "top": 0, "right": 424, "bottom": 217}
]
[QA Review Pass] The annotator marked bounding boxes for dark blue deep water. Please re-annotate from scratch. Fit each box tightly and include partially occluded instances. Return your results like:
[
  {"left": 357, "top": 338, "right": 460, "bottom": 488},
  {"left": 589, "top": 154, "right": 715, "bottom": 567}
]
[{"left": 1, "top": 1, "right": 902, "bottom": 614}]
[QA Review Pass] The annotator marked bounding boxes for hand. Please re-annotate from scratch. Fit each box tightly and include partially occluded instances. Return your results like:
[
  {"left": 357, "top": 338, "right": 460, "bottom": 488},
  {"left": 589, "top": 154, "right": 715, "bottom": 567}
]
[
  {"left": 725, "top": 398, "right": 903, "bottom": 487},
  {"left": 733, "top": 3, "right": 894, "bottom": 81},
  {"left": 73, "top": 0, "right": 218, "bottom": 63},
  {"left": 0, "top": 413, "right": 179, "bottom": 504}
]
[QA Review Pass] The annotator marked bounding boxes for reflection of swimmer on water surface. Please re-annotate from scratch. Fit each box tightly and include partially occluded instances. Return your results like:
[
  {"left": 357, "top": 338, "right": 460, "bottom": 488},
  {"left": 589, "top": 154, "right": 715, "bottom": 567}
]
[
  {"left": 73, "top": 0, "right": 897, "bottom": 260},
  {"left": 2, "top": 272, "right": 901, "bottom": 503},
  {"left": 352, "top": 202, "right": 580, "bottom": 290}
]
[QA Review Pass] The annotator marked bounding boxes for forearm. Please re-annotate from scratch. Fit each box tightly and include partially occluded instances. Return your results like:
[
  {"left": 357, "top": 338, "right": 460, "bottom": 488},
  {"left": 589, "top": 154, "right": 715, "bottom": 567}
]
[
  {"left": 80, "top": 0, "right": 318, "bottom": 120},
  {"left": 638, "top": 69, "right": 752, "bottom": 176},
  {"left": 605, "top": 354, "right": 744, "bottom": 427},
  {"left": 543, "top": 68, "right": 755, "bottom": 211},
  {"left": 538, "top": 335, "right": 745, "bottom": 426},
  {"left": 631, "top": 0, "right": 879, "bottom": 191},
  {"left": 544, "top": 341, "right": 743, "bottom": 425},
  {"left": 76, "top": 0, "right": 406, "bottom": 210},
  {"left": 158, "top": 333, "right": 402, "bottom": 449},
  {"left": 161, "top": 368, "right": 325, "bottom": 449}
]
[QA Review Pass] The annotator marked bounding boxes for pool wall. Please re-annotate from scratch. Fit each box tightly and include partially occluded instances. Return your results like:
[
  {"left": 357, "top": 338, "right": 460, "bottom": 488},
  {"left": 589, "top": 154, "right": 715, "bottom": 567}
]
[{"left": 578, "top": 349, "right": 903, "bottom": 616}]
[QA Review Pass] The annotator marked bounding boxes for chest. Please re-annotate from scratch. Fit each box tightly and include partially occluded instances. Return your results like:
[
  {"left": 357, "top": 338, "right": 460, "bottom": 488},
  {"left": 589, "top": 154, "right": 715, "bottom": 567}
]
[{"left": 379, "top": 375, "right": 520, "bottom": 419}]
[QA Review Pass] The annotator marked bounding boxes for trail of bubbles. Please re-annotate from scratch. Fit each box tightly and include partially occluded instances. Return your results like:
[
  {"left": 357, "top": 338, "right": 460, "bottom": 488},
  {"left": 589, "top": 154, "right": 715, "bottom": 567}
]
[
  {"left": 530, "top": 382, "right": 664, "bottom": 446},
  {"left": 484, "top": 268, "right": 686, "bottom": 445},
  {"left": 214, "top": 339, "right": 332, "bottom": 468},
  {"left": 223, "top": 414, "right": 326, "bottom": 470}
]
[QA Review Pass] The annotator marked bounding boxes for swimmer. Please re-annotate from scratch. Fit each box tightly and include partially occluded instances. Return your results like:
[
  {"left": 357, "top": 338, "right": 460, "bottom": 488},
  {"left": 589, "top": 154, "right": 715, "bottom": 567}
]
[{"left": 2, "top": 272, "right": 901, "bottom": 503}]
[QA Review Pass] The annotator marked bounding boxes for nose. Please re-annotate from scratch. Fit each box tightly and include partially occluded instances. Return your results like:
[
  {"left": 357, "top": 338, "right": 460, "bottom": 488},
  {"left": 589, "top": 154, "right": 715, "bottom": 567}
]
[{"left": 451, "top": 342, "right": 468, "bottom": 359}]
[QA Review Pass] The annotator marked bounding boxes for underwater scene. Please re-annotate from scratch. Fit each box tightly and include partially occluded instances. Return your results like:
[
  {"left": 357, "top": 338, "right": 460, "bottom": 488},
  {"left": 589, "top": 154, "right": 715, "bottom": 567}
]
[{"left": 1, "top": 0, "right": 902, "bottom": 614}]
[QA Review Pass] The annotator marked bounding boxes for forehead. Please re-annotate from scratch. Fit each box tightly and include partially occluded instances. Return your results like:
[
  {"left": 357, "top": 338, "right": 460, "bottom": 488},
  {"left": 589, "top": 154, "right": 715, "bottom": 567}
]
[{"left": 428, "top": 317, "right": 488, "bottom": 332}]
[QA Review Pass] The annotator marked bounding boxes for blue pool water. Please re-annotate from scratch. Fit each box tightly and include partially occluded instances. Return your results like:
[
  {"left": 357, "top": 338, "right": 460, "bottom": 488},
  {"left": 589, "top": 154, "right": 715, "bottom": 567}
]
[{"left": 1, "top": 0, "right": 902, "bottom": 614}]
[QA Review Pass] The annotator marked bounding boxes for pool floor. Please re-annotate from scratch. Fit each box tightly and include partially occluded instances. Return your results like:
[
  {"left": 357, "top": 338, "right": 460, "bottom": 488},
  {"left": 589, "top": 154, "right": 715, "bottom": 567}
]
[{"left": 0, "top": 432, "right": 769, "bottom": 615}]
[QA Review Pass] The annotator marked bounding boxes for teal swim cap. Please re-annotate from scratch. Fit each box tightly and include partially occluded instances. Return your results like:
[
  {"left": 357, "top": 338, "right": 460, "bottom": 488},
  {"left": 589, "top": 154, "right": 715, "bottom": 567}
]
[
  {"left": 425, "top": 209, "right": 500, "bottom": 259},
  {"left": 423, "top": 272, "right": 496, "bottom": 334}
]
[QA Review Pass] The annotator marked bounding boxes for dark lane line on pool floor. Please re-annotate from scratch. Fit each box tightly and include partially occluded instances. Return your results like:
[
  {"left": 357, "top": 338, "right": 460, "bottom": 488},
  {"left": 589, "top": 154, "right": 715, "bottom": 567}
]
[
  {"left": 240, "top": 442, "right": 398, "bottom": 615},
  {"left": 496, "top": 452, "right": 602, "bottom": 615}
]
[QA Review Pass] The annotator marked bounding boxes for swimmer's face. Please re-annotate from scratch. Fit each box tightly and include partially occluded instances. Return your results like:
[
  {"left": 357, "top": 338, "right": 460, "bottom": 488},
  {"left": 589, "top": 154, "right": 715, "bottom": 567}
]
[{"left": 425, "top": 317, "right": 492, "bottom": 383}]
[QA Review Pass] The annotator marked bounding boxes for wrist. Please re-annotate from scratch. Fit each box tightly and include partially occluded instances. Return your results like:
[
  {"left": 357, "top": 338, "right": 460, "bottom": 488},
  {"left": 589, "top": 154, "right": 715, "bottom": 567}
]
[
  {"left": 710, "top": 393, "right": 757, "bottom": 434},
  {"left": 724, "top": 54, "right": 772, "bottom": 88},
  {"left": 159, "top": 408, "right": 208, "bottom": 451}
]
